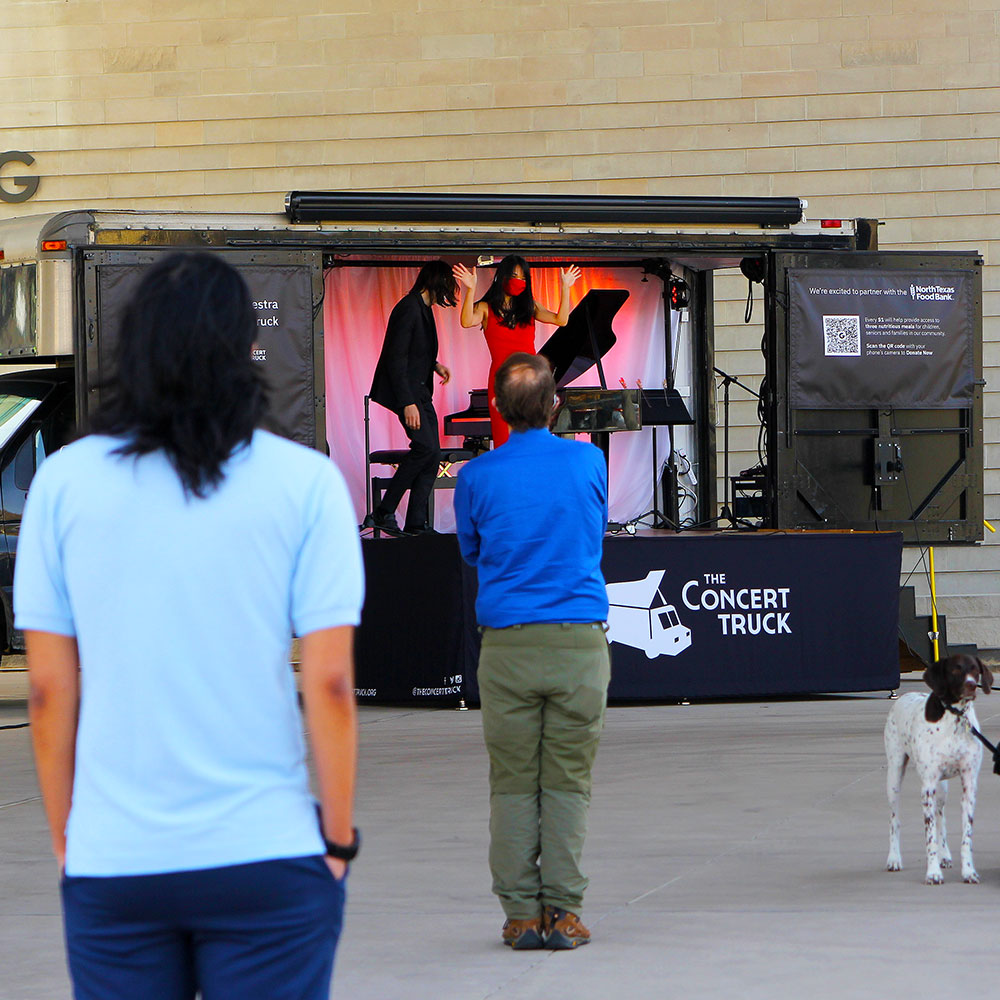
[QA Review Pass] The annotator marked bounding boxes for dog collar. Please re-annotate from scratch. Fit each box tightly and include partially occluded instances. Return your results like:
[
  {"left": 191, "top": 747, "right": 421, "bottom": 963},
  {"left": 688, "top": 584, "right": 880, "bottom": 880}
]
[{"left": 945, "top": 704, "right": 972, "bottom": 730}]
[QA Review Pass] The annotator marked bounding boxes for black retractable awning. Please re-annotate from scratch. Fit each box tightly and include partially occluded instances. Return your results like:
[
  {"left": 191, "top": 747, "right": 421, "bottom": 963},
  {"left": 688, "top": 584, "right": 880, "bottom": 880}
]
[{"left": 285, "top": 191, "right": 806, "bottom": 227}]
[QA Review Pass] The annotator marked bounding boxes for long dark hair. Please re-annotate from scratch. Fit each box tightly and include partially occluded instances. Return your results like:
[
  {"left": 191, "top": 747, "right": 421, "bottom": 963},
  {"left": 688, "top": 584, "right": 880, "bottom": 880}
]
[
  {"left": 479, "top": 254, "right": 534, "bottom": 328},
  {"left": 411, "top": 259, "right": 457, "bottom": 307},
  {"left": 90, "top": 252, "right": 268, "bottom": 498}
]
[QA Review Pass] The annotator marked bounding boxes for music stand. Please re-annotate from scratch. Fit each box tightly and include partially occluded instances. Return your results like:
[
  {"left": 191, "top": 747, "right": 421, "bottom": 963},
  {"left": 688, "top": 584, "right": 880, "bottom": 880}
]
[{"left": 631, "top": 386, "right": 694, "bottom": 531}]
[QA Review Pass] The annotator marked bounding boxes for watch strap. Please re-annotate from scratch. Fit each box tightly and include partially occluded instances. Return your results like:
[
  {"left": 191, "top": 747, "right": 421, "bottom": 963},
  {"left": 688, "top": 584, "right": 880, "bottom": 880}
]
[
  {"left": 322, "top": 826, "right": 361, "bottom": 862},
  {"left": 315, "top": 805, "right": 361, "bottom": 862}
]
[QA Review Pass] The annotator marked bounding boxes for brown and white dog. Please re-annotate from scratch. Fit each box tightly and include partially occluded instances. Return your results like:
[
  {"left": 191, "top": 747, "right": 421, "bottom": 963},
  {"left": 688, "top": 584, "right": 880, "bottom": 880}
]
[{"left": 885, "top": 655, "right": 993, "bottom": 884}]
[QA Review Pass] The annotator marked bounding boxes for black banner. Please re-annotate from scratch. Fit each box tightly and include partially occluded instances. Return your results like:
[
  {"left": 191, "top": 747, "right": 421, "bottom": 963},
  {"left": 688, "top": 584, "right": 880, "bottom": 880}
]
[
  {"left": 601, "top": 533, "right": 901, "bottom": 700},
  {"left": 239, "top": 264, "right": 316, "bottom": 447},
  {"left": 355, "top": 532, "right": 902, "bottom": 704},
  {"left": 95, "top": 260, "right": 317, "bottom": 447},
  {"left": 355, "top": 534, "right": 471, "bottom": 703},
  {"left": 788, "top": 268, "right": 974, "bottom": 409}
]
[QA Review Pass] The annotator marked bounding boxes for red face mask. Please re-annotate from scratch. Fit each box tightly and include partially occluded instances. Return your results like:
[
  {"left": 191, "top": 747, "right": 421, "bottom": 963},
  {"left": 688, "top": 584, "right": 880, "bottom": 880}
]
[{"left": 504, "top": 277, "right": 527, "bottom": 297}]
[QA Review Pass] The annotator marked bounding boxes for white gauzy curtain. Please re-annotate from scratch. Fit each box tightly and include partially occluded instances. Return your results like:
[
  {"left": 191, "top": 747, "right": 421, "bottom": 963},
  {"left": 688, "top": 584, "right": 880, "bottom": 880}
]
[{"left": 323, "top": 263, "right": 667, "bottom": 530}]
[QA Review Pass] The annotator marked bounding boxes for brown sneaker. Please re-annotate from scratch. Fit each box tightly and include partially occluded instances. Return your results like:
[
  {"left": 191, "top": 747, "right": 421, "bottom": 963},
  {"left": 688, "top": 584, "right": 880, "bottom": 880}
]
[
  {"left": 542, "top": 906, "right": 591, "bottom": 949},
  {"left": 502, "top": 917, "right": 545, "bottom": 950}
]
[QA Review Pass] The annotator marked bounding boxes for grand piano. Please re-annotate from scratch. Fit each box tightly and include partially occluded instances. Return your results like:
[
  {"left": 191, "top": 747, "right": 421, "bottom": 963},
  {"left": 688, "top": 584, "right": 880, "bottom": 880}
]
[{"left": 443, "top": 288, "right": 641, "bottom": 451}]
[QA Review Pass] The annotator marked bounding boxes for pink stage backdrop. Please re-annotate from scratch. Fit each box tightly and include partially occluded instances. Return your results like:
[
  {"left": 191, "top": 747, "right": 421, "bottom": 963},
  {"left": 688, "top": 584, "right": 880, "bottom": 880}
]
[{"left": 323, "top": 263, "right": 668, "bottom": 531}]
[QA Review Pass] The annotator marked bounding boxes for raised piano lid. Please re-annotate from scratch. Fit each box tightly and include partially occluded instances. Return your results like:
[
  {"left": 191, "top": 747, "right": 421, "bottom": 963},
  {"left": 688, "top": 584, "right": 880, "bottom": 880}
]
[{"left": 537, "top": 288, "right": 629, "bottom": 388}]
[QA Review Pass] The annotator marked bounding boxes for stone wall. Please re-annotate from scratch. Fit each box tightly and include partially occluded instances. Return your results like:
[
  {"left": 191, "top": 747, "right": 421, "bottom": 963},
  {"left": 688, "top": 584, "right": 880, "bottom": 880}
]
[{"left": 2, "top": 0, "right": 997, "bottom": 644}]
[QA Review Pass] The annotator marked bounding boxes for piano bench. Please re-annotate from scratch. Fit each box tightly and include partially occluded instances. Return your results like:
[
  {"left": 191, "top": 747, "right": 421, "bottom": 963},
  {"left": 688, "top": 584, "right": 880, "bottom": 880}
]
[
  {"left": 369, "top": 448, "right": 477, "bottom": 470},
  {"left": 369, "top": 449, "right": 410, "bottom": 466},
  {"left": 368, "top": 449, "right": 478, "bottom": 528}
]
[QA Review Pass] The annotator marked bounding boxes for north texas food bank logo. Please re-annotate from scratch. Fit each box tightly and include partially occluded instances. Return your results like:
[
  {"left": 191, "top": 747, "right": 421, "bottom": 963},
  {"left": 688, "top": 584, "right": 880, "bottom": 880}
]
[
  {"left": 910, "top": 283, "right": 956, "bottom": 301},
  {"left": 606, "top": 569, "right": 793, "bottom": 660}
]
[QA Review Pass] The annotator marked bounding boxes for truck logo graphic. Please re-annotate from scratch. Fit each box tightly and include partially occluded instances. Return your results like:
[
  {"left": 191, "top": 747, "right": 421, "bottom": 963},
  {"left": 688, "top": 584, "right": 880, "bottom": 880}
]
[{"left": 606, "top": 569, "right": 692, "bottom": 659}]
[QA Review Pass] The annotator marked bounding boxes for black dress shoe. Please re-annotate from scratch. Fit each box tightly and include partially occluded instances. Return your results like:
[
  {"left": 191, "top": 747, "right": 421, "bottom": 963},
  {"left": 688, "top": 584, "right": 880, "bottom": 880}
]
[
  {"left": 360, "top": 511, "right": 402, "bottom": 536},
  {"left": 403, "top": 522, "right": 438, "bottom": 536}
]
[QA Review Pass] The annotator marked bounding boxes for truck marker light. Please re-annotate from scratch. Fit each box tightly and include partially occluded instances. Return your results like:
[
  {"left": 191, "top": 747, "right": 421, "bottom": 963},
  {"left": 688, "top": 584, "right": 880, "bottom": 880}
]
[
  {"left": 41, "top": 239, "right": 67, "bottom": 251},
  {"left": 820, "top": 220, "right": 842, "bottom": 228}
]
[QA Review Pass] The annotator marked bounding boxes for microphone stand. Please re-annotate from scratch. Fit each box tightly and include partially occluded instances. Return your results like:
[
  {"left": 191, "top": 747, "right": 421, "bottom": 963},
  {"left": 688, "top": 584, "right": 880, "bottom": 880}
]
[{"left": 686, "top": 367, "right": 761, "bottom": 530}]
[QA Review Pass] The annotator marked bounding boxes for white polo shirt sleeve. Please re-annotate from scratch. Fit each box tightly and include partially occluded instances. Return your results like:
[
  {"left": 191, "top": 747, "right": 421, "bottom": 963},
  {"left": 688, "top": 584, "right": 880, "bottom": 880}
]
[
  {"left": 291, "top": 461, "right": 365, "bottom": 636},
  {"left": 14, "top": 459, "right": 76, "bottom": 637}
]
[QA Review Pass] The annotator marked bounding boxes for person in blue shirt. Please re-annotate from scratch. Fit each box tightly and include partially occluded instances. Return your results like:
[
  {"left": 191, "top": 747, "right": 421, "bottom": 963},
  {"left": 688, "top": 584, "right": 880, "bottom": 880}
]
[
  {"left": 454, "top": 351, "right": 611, "bottom": 952},
  {"left": 16, "top": 253, "right": 364, "bottom": 1000}
]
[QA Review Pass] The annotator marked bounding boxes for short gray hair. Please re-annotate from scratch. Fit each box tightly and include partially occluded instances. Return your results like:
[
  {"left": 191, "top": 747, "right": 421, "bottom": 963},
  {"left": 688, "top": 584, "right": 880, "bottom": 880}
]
[{"left": 494, "top": 353, "right": 556, "bottom": 431}]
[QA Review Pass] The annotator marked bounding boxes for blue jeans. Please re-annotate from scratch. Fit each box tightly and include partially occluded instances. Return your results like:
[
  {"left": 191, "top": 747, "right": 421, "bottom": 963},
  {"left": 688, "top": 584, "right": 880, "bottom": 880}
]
[{"left": 61, "top": 855, "right": 345, "bottom": 1000}]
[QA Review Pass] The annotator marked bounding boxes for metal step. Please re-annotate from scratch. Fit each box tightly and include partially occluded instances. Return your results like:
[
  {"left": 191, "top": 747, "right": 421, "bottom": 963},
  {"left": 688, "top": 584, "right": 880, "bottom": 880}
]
[
  {"left": 898, "top": 585, "right": 933, "bottom": 671},
  {"left": 898, "top": 584, "right": 979, "bottom": 670}
]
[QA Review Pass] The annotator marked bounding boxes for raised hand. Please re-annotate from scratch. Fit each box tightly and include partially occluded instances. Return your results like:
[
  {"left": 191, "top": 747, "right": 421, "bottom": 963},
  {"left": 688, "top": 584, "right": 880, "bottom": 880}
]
[
  {"left": 453, "top": 263, "right": 477, "bottom": 291},
  {"left": 560, "top": 265, "right": 582, "bottom": 287}
]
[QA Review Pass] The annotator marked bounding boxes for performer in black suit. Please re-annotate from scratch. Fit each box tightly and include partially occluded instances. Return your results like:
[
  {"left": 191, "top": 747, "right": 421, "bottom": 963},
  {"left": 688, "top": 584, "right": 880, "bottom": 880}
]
[{"left": 363, "top": 260, "right": 456, "bottom": 535}]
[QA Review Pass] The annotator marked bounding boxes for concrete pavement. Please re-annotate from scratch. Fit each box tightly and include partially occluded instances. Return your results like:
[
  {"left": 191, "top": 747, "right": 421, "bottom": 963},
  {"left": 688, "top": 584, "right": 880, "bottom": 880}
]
[{"left": 4, "top": 674, "right": 1000, "bottom": 999}]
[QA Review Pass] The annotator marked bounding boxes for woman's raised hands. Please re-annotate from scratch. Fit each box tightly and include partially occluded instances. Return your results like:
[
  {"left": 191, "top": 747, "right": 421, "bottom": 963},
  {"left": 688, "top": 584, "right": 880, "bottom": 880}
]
[
  {"left": 560, "top": 265, "right": 582, "bottom": 287},
  {"left": 452, "top": 263, "right": 477, "bottom": 291}
]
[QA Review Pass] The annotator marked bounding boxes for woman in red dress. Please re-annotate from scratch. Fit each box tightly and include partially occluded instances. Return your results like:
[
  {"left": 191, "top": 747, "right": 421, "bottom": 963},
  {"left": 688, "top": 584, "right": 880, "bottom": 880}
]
[{"left": 453, "top": 255, "right": 581, "bottom": 446}]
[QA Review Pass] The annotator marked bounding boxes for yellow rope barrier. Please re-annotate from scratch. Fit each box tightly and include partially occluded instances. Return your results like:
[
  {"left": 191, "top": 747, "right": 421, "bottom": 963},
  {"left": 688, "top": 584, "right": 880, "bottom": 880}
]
[{"left": 929, "top": 546, "right": 940, "bottom": 663}]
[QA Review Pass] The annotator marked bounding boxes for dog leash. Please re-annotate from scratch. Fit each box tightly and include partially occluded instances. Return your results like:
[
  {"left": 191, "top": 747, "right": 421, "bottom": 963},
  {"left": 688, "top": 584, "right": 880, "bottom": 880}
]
[{"left": 945, "top": 705, "right": 1000, "bottom": 775}]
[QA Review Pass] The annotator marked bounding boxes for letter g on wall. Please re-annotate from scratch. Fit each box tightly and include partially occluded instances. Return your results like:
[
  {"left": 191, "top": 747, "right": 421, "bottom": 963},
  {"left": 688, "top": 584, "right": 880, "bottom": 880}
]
[{"left": 0, "top": 152, "right": 40, "bottom": 203}]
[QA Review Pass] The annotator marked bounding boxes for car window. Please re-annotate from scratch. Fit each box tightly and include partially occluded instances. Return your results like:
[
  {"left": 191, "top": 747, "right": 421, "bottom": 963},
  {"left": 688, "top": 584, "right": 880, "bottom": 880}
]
[
  {"left": 13, "top": 433, "right": 37, "bottom": 492},
  {"left": 0, "top": 395, "right": 40, "bottom": 450},
  {"left": 0, "top": 391, "right": 74, "bottom": 520}
]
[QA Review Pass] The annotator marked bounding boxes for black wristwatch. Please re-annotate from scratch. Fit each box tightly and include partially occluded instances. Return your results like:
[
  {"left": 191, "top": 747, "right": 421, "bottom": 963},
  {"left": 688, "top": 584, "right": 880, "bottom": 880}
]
[
  {"left": 316, "top": 806, "right": 361, "bottom": 862},
  {"left": 321, "top": 827, "right": 361, "bottom": 862}
]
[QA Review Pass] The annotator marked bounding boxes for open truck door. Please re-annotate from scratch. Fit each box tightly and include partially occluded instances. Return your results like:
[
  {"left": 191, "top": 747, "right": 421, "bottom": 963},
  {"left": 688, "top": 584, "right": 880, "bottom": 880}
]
[
  {"left": 78, "top": 248, "right": 327, "bottom": 451},
  {"left": 766, "top": 250, "right": 984, "bottom": 544}
]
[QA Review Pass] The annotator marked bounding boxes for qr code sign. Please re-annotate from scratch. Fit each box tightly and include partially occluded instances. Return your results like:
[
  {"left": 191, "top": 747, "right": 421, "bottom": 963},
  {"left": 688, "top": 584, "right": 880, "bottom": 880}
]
[{"left": 823, "top": 314, "right": 861, "bottom": 356}]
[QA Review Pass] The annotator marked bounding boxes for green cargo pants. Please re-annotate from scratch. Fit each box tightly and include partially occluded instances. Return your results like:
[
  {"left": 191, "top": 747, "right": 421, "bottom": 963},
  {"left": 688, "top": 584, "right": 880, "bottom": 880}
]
[{"left": 478, "top": 622, "right": 611, "bottom": 920}]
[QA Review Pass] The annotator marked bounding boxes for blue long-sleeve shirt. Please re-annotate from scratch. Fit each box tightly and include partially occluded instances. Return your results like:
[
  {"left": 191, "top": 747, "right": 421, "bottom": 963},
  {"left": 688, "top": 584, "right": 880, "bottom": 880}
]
[{"left": 454, "top": 428, "right": 609, "bottom": 628}]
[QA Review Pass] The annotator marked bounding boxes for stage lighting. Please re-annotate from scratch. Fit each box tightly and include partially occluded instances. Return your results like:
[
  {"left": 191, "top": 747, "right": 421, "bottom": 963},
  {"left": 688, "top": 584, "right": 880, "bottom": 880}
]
[
  {"left": 669, "top": 277, "right": 690, "bottom": 310},
  {"left": 740, "top": 257, "right": 766, "bottom": 283},
  {"left": 740, "top": 256, "right": 767, "bottom": 324}
]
